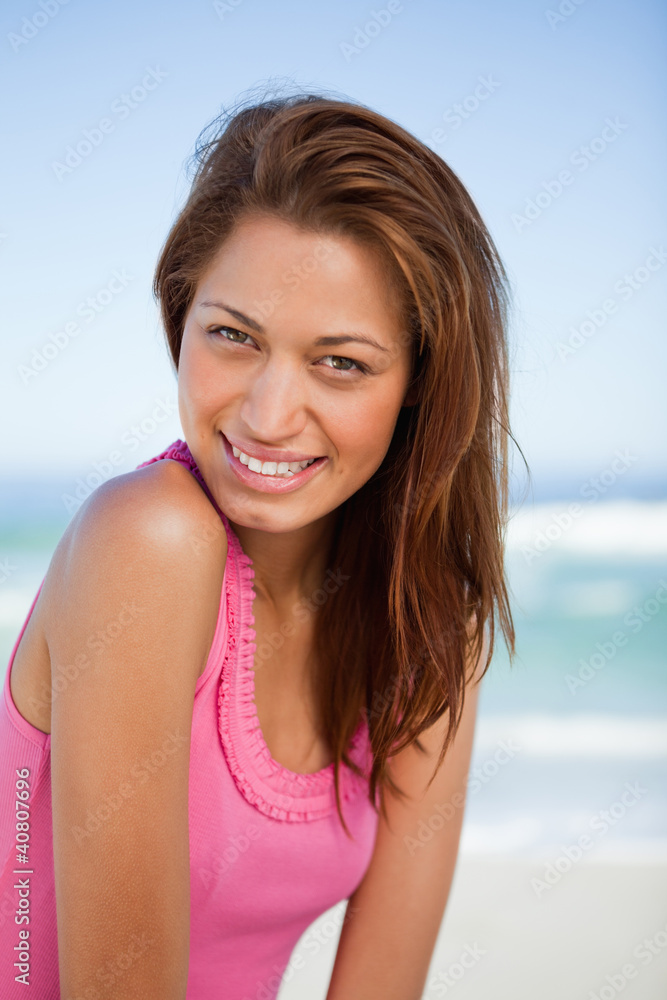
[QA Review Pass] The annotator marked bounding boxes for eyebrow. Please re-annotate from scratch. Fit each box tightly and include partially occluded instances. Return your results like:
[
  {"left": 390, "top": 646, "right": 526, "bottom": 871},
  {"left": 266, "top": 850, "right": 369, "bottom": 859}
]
[{"left": 198, "top": 300, "right": 390, "bottom": 354}]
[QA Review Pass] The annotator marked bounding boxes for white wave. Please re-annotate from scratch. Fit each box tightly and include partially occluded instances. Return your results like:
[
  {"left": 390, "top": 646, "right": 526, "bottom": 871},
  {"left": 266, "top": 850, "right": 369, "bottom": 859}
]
[
  {"left": 506, "top": 499, "right": 667, "bottom": 556},
  {"left": 474, "top": 713, "right": 667, "bottom": 758}
]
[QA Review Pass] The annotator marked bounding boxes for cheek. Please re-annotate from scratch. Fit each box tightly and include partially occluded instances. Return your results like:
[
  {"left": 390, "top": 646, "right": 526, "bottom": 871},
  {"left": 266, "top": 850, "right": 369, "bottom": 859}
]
[
  {"left": 179, "top": 334, "right": 230, "bottom": 411},
  {"left": 334, "top": 389, "right": 403, "bottom": 465}
]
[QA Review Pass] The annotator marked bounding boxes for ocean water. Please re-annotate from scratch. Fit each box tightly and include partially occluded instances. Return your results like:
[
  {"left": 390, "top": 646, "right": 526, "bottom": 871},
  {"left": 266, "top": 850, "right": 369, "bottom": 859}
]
[
  {"left": 1, "top": 492, "right": 665, "bottom": 862},
  {"left": 468, "top": 500, "right": 667, "bottom": 861}
]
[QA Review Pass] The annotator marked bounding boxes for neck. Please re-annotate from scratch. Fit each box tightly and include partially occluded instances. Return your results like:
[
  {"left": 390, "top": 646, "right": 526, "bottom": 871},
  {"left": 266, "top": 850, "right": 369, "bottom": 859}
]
[{"left": 228, "top": 509, "right": 339, "bottom": 611}]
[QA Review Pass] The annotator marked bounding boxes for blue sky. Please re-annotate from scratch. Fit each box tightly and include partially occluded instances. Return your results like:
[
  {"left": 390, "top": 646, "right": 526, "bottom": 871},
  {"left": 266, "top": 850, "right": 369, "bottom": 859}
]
[{"left": 1, "top": 0, "right": 665, "bottom": 502}]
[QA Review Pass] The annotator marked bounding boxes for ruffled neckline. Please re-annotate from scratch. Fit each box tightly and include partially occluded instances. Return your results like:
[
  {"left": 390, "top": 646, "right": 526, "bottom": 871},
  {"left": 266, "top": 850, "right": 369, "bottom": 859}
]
[{"left": 138, "top": 438, "right": 374, "bottom": 822}]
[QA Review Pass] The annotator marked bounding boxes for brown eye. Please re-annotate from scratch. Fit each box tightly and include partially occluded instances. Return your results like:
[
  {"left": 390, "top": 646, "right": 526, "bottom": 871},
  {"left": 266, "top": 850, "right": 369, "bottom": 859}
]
[
  {"left": 208, "top": 326, "right": 254, "bottom": 345},
  {"left": 320, "top": 355, "right": 367, "bottom": 375}
]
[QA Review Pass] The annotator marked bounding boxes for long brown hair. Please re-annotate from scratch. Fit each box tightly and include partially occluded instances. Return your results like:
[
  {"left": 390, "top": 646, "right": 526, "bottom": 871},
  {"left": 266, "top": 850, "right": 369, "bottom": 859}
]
[{"left": 153, "top": 85, "right": 526, "bottom": 837}]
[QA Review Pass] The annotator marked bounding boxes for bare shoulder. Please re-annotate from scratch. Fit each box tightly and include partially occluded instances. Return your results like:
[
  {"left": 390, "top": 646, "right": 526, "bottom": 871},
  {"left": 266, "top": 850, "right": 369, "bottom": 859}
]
[
  {"left": 42, "top": 456, "right": 228, "bottom": 685},
  {"left": 68, "top": 456, "right": 226, "bottom": 554}
]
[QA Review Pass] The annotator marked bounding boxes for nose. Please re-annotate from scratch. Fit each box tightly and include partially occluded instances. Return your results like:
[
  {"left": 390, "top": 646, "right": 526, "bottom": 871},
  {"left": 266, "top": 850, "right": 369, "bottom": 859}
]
[{"left": 239, "top": 357, "right": 308, "bottom": 443}]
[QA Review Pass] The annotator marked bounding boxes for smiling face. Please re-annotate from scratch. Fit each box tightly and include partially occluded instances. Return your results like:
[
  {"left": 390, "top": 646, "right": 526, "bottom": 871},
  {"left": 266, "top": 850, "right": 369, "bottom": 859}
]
[{"left": 178, "top": 212, "right": 415, "bottom": 534}]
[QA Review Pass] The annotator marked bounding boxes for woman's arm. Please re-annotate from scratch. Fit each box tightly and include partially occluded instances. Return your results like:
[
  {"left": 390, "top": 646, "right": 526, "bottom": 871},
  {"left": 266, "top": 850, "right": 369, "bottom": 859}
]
[
  {"left": 325, "top": 625, "right": 489, "bottom": 1000},
  {"left": 46, "top": 462, "right": 227, "bottom": 1000}
]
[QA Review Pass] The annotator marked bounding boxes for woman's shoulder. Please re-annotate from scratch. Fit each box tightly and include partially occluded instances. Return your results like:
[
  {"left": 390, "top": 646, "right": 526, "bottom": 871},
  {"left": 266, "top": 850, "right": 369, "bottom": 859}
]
[
  {"left": 66, "top": 455, "right": 227, "bottom": 561},
  {"left": 40, "top": 456, "right": 229, "bottom": 677}
]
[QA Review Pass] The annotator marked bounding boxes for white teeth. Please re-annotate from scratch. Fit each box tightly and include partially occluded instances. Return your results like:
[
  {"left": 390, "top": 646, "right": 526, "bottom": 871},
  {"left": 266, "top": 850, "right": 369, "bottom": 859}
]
[{"left": 231, "top": 443, "right": 317, "bottom": 477}]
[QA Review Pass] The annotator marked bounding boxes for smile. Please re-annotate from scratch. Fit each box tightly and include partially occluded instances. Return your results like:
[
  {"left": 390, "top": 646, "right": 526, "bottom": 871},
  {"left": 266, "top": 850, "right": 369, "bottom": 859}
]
[
  {"left": 220, "top": 433, "right": 329, "bottom": 495},
  {"left": 231, "top": 445, "right": 316, "bottom": 478}
]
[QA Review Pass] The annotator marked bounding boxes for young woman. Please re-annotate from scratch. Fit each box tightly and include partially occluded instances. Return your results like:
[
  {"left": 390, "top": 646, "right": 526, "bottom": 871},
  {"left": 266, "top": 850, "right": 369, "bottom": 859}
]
[{"left": 1, "top": 91, "right": 519, "bottom": 999}]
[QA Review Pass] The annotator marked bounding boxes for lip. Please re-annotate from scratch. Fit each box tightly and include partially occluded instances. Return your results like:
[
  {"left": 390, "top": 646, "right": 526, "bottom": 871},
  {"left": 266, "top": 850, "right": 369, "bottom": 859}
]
[
  {"left": 223, "top": 431, "right": 321, "bottom": 464},
  {"left": 220, "top": 432, "right": 329, "bottom": 495}
]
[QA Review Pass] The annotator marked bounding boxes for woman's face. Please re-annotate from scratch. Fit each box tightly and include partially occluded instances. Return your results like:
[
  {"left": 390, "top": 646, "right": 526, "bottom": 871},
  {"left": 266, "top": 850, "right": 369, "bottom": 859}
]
[{"left": 178, "top": 212, "right": 415, "bottom": 533}]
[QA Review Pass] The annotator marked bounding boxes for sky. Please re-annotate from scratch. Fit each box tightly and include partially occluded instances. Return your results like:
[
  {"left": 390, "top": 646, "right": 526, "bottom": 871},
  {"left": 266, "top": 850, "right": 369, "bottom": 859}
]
[{"left": 1, "top": 0, "right": 665, "bottom": 504}]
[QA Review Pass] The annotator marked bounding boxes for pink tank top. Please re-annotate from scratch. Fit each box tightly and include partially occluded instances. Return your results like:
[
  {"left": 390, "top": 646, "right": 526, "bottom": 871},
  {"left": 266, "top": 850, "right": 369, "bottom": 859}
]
[{"left": 0, "top": 439, "right": 379, "bottom": 999}]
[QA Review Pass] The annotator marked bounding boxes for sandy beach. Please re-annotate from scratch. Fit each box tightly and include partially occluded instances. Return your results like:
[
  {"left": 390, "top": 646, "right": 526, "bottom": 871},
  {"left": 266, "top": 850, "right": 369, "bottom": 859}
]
[{"left": 278, "top": 855, "right": 667, "bottom": 999}]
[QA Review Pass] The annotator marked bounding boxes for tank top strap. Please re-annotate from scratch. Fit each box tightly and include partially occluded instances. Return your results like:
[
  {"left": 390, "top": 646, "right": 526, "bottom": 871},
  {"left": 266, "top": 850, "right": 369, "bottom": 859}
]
[{"left": 135, "top": 438, "right": 227, "bottom": 520}]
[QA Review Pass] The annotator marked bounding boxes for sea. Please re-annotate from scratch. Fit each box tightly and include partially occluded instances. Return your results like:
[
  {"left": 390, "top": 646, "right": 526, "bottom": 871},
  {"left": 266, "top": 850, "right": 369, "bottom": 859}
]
[{"left": 1, "top": 476, "right": 665, "bottom": 865}]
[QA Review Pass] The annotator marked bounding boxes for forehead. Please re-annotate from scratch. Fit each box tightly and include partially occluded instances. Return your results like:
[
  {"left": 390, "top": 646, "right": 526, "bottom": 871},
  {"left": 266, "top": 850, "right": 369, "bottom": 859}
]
[{"left": 197, "top": 214, "right": 408, "bottom": 329}]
